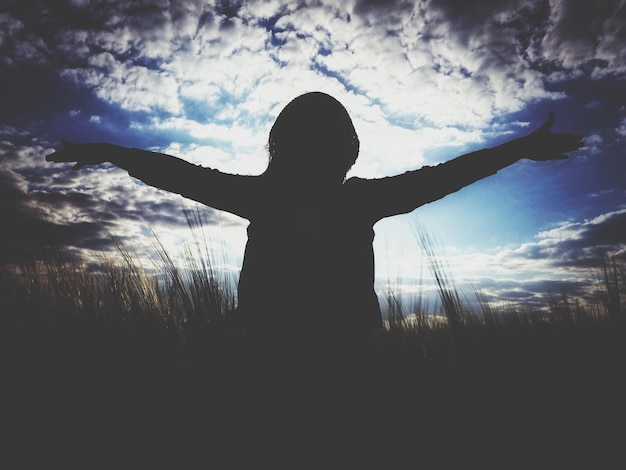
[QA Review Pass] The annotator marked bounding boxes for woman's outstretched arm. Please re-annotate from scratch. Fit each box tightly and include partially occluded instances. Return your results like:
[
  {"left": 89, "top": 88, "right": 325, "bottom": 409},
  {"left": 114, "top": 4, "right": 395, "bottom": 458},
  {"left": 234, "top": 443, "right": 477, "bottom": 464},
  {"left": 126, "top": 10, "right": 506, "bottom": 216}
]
[
  {"left": 45, "top": 141, "right": 257, "bottom": 219},
  {"left": 358, "top": 113, "right": 585, "bottom": 221}
]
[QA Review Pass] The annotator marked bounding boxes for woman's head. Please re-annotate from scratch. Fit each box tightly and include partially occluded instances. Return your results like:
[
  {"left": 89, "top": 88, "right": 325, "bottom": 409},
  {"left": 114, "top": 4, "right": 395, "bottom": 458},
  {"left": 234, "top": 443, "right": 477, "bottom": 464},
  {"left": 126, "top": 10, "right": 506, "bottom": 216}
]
[{"left": 266, "top": 92, "right": 360, "bottom": 183}]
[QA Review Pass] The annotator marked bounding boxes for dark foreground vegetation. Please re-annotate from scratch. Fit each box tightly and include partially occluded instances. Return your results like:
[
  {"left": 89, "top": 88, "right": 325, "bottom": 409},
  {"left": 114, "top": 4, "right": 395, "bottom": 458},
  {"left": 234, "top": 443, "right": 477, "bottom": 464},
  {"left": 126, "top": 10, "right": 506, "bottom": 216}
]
[{"left": 1, "top": 242, "right": 625, "bottom": 467}]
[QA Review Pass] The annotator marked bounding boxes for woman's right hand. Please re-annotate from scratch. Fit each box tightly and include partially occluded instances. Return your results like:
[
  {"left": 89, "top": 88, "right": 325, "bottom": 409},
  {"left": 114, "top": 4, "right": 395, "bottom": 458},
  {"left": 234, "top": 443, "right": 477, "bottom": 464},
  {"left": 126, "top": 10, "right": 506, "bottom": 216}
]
[
  {"left": 514, "top": 113, "right": 584, "bottom": 162},
  {"left": 45, "top": 140, "right": 123, "bottom": 170}
]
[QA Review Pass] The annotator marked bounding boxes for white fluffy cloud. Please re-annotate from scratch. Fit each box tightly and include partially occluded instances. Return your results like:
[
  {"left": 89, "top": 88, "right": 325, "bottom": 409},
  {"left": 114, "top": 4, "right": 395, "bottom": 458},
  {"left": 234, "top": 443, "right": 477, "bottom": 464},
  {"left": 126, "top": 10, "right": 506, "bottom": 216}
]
[
  {"left": 61, "top": 52, "right": 182, "bottom": 113},
  {"left": 3, "top": 0, "right": 619, "bottom": 171}
]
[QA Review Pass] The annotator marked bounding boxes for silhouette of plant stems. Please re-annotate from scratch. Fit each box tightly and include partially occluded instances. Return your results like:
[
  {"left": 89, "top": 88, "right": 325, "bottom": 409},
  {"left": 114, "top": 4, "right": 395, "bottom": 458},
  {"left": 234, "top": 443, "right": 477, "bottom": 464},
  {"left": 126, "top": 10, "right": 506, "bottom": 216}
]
[
  {"left": 601, "top": 252, "right": 624, "bottom": 321},
  {"left": 1, "top": 217, "right": 624, "bottom": 370},
  {"left": 415, "top": 227, "right": 469, "bottom": 329},
  {"left": 2, "top": 221, "right": 624, "bottom": 464}
]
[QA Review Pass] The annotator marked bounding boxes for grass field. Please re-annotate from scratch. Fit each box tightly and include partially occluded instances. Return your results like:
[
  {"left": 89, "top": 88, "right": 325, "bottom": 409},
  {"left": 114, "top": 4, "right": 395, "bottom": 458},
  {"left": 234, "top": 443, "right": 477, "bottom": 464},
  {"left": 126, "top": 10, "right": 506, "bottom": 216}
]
[{"left": 1, "top": 230, "right": 624, "bottom": 466}]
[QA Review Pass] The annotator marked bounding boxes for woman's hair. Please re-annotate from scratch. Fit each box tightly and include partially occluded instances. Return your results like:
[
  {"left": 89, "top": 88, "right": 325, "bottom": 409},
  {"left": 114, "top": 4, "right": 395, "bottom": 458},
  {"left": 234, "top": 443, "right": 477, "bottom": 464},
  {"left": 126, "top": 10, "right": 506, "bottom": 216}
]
[{"left": 266, "top": 92, "right": 360, "bottom": 179}]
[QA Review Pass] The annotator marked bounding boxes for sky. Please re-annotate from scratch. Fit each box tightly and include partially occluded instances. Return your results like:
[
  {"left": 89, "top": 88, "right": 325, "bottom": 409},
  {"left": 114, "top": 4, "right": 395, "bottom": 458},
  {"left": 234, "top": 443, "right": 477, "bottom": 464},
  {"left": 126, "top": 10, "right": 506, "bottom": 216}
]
[{"left": 1, "top": 0, "right": 625, "bottom": 315}]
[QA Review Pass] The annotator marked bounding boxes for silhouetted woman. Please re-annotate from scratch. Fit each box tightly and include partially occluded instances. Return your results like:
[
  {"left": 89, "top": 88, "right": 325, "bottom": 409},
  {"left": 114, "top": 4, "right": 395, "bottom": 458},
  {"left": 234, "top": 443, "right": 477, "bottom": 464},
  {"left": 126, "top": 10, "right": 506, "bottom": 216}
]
[{"left": 46, "top": 92, "right": 583, "bottom": 351}]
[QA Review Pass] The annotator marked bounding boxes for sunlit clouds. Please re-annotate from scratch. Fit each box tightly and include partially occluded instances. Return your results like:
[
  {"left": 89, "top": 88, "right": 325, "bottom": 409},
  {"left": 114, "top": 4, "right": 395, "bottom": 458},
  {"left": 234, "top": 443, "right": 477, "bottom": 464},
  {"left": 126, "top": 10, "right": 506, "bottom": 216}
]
[{"left": 1, "top": 0, "right": 625, "bottom": 312}]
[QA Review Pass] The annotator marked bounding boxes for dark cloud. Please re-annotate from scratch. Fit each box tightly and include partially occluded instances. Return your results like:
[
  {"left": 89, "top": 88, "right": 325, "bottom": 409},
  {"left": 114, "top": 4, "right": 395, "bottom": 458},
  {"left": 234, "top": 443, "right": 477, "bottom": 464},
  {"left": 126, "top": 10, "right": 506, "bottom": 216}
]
[
  {"left": 509, "top": 209, "right": 626, "bottom": 269},
  {"left": 353, "top": 0, "right": 416, "bottom": 17},
  {"left": 583, "top": 211, "right": 626, "bottom": 247},
  {"left": 0, "top": 156, "right": 226, "bottom": 266},
  {"left": 542, "top": 0, "right": 625, "bottom": 77},
  {"left": 553, "top": 215, "right": 626, "bottom": 267},
  {"left": 351, "top": 0, "right": 625, "bottom": 81},
  {"left": 0, "top": 7, "right": 49, "bottom": 68},
  {"left": 469, "top": 276, "right": 594, "bottom": 312},
  {"left": 215, "top": 0, "right": 245, "bottom": 19},
  {"left": 0, "top": 167, "right": 102, "bottom": 263}
]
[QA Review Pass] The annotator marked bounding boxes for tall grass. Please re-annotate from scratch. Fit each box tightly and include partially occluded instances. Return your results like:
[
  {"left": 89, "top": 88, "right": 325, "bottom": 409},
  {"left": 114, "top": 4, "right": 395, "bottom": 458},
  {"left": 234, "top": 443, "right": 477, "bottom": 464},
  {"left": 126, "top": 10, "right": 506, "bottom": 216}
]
[
  {"left": 3, "top": 221, "right": 624, "bottom": 464},
  {"left": 2, "top": 220, "right": 624, "bottom": 364}
]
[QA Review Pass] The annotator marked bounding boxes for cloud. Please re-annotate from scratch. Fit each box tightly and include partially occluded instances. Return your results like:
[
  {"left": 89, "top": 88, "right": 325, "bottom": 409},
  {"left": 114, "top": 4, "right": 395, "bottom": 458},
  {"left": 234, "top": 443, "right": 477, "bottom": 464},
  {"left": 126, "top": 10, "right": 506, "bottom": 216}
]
[
  {"left": 0, "top": 140, "right": 105, "bottom": 263},
  {"left": 506, "top": 209, "right": 626, "bottom": 268},
  {"left": 4, "top": 0, "right": 622, "bottom": 163},
  {"left": 2, "top": 0, "right": 624, "bottom": 313},
  {"left": 618, "top": 118, "right": 626, "bottom": 138},
  {"left": 0, "top": 5, "right": 520, "bottom": 116},
  {"left": 61, "top": 53, "right": 182, "bottom": 114},
  {"left": 0, "top": 133, "right": 246, "bottom": 269},
  {"left": 541, "top": 0, "right": 626, "bottom": 78},
  {"left": 398, "top": 208, "right": 626, "bottom": 311},
  {"left": 0, "top": 12, "right": 49, "bottom": 67}
]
